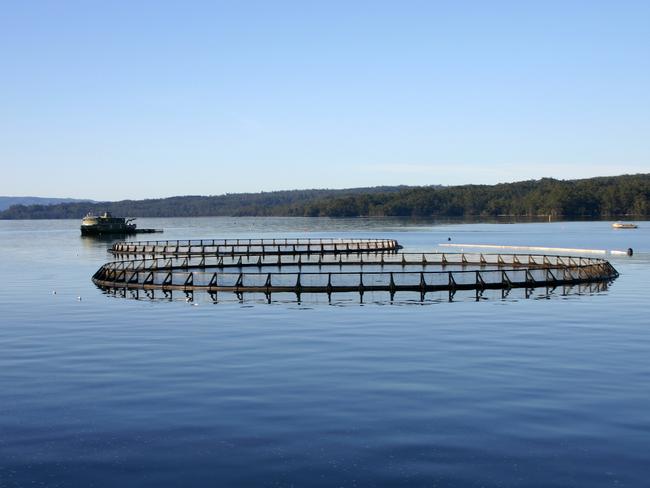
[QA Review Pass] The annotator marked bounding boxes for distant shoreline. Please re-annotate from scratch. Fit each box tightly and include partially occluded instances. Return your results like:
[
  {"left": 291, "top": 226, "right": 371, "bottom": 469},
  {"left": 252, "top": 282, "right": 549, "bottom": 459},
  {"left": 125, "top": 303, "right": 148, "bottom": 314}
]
[
  {"left": 0, "top": 215, "right": 645, "bottom": 223},
  {"left": 1, "top": 173, "right": 648, "bottom": 220}
]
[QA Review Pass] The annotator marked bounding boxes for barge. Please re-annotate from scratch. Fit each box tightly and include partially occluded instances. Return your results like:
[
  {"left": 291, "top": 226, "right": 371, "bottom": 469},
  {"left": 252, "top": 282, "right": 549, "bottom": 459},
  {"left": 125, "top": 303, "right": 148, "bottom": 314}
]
[{"left": 80, "top": 212, "right": 161, "bottom": 236}]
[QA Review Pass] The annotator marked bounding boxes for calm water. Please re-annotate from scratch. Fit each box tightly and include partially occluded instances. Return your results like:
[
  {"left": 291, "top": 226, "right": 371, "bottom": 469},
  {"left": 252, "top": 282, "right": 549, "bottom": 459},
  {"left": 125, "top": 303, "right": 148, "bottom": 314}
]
[{"left": 1, "top": 218, "right": 649, "bottom": 487}]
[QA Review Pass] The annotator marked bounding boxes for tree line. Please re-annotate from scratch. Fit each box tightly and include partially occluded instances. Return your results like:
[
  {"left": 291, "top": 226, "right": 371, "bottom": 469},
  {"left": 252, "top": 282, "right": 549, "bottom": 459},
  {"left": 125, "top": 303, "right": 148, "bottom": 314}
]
[{"left": 1, "top": 174, "right": 648, "bottom": 219}]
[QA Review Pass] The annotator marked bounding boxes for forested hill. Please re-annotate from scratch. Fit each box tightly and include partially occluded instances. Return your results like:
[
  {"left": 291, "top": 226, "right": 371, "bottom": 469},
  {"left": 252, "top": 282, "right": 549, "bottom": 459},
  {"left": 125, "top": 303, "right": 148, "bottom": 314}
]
[
  {"left": 0, "top": 196, "right": 92, "bottom": 211},
  {"left": 1, "top": 175, "right": 648, "bottom": 219},
  {"left": 0, "top": 186, "right": 410, "bottom": 219}
]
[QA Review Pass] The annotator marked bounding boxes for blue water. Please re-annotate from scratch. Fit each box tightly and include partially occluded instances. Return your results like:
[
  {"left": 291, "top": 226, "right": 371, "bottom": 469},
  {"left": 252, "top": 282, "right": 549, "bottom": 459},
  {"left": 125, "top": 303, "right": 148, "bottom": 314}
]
[{"left": 1, "top": 218, "right": 649, "bottom": 487}]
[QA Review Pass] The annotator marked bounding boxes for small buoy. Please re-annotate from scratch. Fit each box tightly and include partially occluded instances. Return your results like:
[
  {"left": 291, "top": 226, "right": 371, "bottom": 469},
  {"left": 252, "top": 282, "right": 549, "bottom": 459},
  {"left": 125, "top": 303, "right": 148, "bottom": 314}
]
[
  {"left": 627, "top": 248, "right": 634, "bottom": 256},
  {"left": 52, "top": 290, "right": 57, "bottom": 295},
  {"left": 77, "top": 296, "right": 82, "bottom": 301},
  {"left": 448, "top": 237, "right": 451, "bottom": 241}
]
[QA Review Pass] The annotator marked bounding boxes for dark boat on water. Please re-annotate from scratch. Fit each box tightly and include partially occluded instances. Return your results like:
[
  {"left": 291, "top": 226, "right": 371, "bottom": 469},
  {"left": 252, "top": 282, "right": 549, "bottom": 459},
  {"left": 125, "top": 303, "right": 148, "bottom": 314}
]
[{"left": 80, "top": 212, "right": 161, "bottom": 236}]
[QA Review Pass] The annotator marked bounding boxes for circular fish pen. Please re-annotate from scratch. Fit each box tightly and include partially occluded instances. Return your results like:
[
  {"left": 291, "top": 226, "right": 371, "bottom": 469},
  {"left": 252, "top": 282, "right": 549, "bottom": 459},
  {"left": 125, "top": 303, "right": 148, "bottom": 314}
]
[
  {"left": 93, "top": 238, "right": 619, "bottom": 304},
  {"left": 109, "top": 238, "right": 403, "bottom": 257}
]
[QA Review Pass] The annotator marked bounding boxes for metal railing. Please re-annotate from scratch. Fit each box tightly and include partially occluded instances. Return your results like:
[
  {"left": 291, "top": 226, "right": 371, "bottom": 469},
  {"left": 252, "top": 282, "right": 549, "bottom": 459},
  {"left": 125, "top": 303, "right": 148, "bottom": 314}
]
[
  {"left": 110, "top": 238, "right": 402, "bottom": 256},
  {"left": 93, "top": 247, "right": 619, "bottom": 302}
]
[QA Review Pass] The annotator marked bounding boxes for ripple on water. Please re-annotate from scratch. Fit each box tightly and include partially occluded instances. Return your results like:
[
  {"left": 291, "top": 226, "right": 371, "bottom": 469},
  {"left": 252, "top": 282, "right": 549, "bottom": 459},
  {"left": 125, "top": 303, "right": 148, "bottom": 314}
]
[{"left": 0, "top": 218, "right": 649, "bottom": 487}]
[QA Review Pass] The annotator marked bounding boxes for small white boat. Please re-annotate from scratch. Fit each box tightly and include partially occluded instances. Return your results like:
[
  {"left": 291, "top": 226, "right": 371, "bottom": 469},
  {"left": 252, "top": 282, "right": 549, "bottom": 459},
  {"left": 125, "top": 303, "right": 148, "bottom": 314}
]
[{"left": 612, "top": 222, "right": 638, "bottom": 229}]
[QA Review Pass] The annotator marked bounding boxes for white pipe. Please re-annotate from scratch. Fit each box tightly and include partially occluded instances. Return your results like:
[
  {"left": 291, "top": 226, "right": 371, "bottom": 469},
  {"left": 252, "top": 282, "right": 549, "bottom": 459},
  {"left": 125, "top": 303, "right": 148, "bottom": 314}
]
[{"left": 438, "top": 243, "right": 623, "bottom": 255}]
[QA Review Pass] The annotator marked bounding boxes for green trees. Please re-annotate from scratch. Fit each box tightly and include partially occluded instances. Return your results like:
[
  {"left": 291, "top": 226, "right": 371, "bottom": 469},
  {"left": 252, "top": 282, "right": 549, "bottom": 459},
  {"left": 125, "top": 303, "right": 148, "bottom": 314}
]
[{"left": 1, "top": 174, "right": 648, "bottom": 219}]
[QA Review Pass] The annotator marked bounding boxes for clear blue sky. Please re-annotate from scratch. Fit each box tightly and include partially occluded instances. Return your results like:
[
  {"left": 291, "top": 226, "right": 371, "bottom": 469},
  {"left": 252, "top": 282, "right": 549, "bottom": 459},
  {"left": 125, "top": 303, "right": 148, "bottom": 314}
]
[{"left": 1, "top": 1, "right": 648, "bottom": 200}]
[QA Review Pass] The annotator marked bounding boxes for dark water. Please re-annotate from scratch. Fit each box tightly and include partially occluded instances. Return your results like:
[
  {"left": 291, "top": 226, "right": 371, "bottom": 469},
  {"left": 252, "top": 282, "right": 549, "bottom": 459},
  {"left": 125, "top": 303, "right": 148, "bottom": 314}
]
[{"left": 1, "top": 218, "right": 649, "bottom": 487}]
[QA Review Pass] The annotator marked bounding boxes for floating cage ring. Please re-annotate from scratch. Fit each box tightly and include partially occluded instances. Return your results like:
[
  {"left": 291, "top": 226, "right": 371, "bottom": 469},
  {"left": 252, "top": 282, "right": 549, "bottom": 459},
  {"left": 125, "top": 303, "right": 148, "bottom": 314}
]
[{"left": 92, "top": 238, "right": 619, "bottom": 302}]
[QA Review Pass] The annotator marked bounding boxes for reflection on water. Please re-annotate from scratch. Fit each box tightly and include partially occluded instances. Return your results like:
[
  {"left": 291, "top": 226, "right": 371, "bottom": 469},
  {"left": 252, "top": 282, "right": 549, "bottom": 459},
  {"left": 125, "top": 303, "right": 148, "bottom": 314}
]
[
  {"left": 101, "top": 280, "right": 614, "bottom": 305},
  {"left": 0, "top": 217, "right": 649, "bottom": 487}
]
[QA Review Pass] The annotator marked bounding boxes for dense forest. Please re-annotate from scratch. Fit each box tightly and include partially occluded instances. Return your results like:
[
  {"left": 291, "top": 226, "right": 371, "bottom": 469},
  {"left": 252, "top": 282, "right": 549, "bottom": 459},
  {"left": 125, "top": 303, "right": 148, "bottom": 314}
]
[
  {"left": 0, "top": 196, "right": 92, "bottom": 211},
  {"left": 1, "top": 174, "right": 648, "bottom": 219}
]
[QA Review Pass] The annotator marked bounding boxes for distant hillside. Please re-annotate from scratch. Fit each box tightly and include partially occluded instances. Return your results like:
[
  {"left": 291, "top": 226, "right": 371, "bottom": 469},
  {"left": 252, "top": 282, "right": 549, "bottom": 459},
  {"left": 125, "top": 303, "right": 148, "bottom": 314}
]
[
  {"left": 0, "top": 175, "right": 648, "bottom": 219},
  {"left": 0, "top": 186, "right": 411, "bottom": 219},
  {"left": 0, "top": 196, "right": 92, "bottom": 211}
]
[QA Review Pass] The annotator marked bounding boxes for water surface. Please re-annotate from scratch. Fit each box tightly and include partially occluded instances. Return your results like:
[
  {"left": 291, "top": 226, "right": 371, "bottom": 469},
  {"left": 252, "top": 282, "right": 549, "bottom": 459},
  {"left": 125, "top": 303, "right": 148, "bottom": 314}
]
[{"left": 1, "top": 218, "right": 648, "bottom": 487}]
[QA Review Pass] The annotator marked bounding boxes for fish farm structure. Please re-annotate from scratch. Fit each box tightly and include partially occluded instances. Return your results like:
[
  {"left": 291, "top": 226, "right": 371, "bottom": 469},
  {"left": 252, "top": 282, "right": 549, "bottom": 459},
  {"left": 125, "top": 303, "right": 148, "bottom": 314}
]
[{"left": 93, "top": 238, "right": 620, "bottom": 303}]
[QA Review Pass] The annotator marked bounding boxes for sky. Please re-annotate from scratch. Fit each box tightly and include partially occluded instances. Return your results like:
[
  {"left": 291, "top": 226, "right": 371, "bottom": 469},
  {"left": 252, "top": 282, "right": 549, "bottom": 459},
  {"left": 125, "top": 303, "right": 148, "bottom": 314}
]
[{"left": 1, "top": 1, "right": 648, "bottom": 200}]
